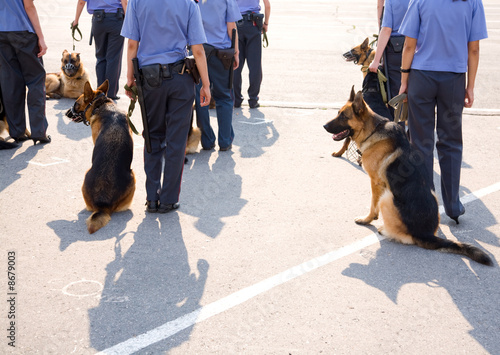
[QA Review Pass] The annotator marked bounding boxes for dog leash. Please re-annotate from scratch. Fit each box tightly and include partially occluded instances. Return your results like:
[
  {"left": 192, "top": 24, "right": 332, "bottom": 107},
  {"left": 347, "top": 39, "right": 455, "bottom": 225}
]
[
  {"left": 388, "top": 93, "right": 408, "bottom": 123},
  {"left": 263, "top": 29, "right": 269, "bottom": 48},
  {"left": 123, "top": 84, "right": 140, "bottom": 135},
  {"left": 70, "top": 22, "right": 82, "bottom": 51}
]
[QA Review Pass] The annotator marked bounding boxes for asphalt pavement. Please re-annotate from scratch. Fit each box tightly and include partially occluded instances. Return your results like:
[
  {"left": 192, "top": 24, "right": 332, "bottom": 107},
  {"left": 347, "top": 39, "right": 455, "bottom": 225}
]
[{"left": 1, "top": 0, "right": 500, "bottom": 354}]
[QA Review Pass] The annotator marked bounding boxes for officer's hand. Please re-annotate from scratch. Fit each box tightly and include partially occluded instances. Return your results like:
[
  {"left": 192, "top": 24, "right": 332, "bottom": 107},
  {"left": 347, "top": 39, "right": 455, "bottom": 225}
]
[
  {"left": 199, "top": 85, "right": 211, "bottom": 107},
  {"left": 464, "top": 88, "right": 474, "bottom": 108},
  {"left": 38, "top": 38, "right": 47, "bottom": 57},
  {"left": 125, "top": 79, "right": 136, "bottom": 100},
  {"left": 368, "top": 61, "right": 378, "bottom": 73},
  {"left": 233, "top": 52, "right": 239, "bottom": 70}
]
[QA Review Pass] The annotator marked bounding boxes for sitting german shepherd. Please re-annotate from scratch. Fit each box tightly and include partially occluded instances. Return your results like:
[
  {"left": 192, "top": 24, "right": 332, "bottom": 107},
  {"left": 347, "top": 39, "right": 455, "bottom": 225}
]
[
  {"left": 66, "top": 80, "right": 135, "bottom": 234},
  {"left": 46, "top": 50, "right": 90, "bottom": 99},
  {"left": 323, "top": 87, "right": 493, "bottom": 266}
]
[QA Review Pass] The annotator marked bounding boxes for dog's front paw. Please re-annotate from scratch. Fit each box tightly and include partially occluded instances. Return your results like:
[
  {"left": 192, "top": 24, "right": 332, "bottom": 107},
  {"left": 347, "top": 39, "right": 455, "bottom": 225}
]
[
  {"left": 355, "top": 215, "right": 373, "bottom": 225},
  {"left": 332, "top": 150, "right": 343, "bottom": 157}
]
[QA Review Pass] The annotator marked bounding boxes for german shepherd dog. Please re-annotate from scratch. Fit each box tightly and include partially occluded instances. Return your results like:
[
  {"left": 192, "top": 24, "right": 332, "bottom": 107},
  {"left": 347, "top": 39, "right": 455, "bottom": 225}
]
[
  {"left": 323, "top": 87, "right": 493, "bottom": 266},
  {"left": 333, "top": 37, "right": 391, "bottom": 159},
  {"left": 46, "top": 50, "right": 90, "bottom": 99},
  {"left": 66, "top": 80, "right": 135, "bottom": 234}
]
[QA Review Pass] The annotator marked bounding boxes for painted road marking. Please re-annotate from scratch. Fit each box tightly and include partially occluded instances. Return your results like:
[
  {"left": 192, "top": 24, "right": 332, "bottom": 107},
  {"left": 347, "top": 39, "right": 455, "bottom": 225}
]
[
  {"left": 98, "top": 182, "right": 500, "bottom": 355},
  {"left": 27, "top": 157, "right": 69, "bottom": 167}
]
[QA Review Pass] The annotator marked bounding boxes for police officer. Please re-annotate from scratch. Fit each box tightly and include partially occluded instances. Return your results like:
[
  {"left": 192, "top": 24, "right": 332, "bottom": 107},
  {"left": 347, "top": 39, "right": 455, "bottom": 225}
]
[
  {"left": 399, "top": 0, "right": 487, "bottom": 223},
  {"left": 195, "top": 0, "right": 242, "bottom": 151},
  {"left": 121, "top": 0, "right": 211, "bottom": 213},
  {"left": 0, "top": 0, "right": 50, "bottom": 144},
  {"left": 73, "top": 0, "right": 127, "bottom": 100},
  {"left": 233, "top": 0, "right": 271, "bottom": 109},
  {"left": 369, "top": 0, "right": 410, "bottom": 119}
]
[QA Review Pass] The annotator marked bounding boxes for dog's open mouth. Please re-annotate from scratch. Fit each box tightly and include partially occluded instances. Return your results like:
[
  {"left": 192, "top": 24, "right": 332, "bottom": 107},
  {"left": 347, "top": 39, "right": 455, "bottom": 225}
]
[{"left": 332, "top": 129, "right": 350, "bottom": 141}]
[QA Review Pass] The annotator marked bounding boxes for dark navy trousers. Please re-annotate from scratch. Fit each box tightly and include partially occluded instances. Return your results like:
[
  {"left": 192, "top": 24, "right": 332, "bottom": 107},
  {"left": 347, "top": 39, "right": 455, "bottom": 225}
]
[
  {"left": 233, "top": 18, "right": 262, "bottom": 107},
  {"left": 195, "top": 50, "right": 234, "bottom": 150},
  {"left": 0, "top": 31, "right": 48, "bottom": 139},
  {"left": 407, "top": 69, "right": 466, "bottom": 218},
  {"left": 142, "top": 71, "right": 195, "bottom": 204},
  {"left": 91, "top": 12, "right": 124, "bottom": 98}
]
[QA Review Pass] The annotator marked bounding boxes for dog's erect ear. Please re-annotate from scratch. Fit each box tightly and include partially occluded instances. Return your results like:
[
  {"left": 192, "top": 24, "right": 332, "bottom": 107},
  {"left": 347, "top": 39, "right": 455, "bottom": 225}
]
[
  {"left": 84, "top": 81, "right": 94, "bottom": 102},
  {"left": 361, "top": 37, "right": 369, "bottom": 49},
  {"left": 349, "top": 86, "right": 356, "bottom": 102},
  {"left": 62, "top": 49, "right": 69, "bottom": 56},
  {"left": 76, "top": 53, "right": 80, "bottom": 60},
  {"left": 97, "top": 79, "right": 109, "bottom": 95},
  {"left": 352, "top": 91, "right": 366, "bottom": 116}
]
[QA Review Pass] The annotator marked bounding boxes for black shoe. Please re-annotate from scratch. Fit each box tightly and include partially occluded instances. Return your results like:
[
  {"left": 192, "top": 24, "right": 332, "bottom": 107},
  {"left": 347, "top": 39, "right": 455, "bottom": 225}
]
[
  {"left": 234, "top": 101, "right": 242, "bottom": 108},
  {"left": 220, "top": 144, "right": 232, "bottom": 151},
  {"left": 32, "top": 135, "right": 51, "bottom": 145},
  {"left": 157, "top": 202, "right": 180, "bottom": 213},
  {"left": 145, "top": 200, "right": 159, "bottom": 213},
  {"left": 249, "top": 102, "right": 260, "bottom": 109},
  {"left": 12, "top": 134, "right": 31, "bottom": 144},
  {"left": 449, "top": 207, "right": 465, "bottom": 224},
  {"left": 109, "top": 95, "right": 121, "bottom": 100}
]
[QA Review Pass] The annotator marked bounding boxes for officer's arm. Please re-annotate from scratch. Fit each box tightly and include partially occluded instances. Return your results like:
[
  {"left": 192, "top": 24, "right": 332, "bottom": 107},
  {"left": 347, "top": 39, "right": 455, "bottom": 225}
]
[
  {"left": 227, "top": 22, "right": 239, "bottom": 69},
  {"left": 191, "top": 44, "right": 211, "bottom": 106},
  {"left": 399, "top": 36, "right": 416, "bottom": 95},
  {"left": 23, "top": 0, "right": 47, "bottom": 57},
  {"left": 121, "top": 0, "right": 127, "bottom": 13},
  {"left": 465, "top": 40, "right": 480, "bottom": 108},
  {"left": 263, "top": 0, "right": 271, "bottom": 32},
  {"left": 125, "top": 39, "right": 139, "bottom": 98},
  {"left": 73, "top": 0, "right": 86, "bottom": 26}
]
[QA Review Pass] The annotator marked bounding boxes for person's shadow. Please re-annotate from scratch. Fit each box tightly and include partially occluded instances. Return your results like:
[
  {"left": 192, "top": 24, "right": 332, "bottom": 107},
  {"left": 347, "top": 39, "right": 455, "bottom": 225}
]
[
  {"left": 87, "top": 213, "right": 209, "bottom": 352},
  {"left": 0, "top": 144, "right": 38, "bottom": 193},
  {"left": 233, "top": 107, "right": 279, "bottom": 158},
  {"left": 342, "top": 198, "right": 499, "bottom": 353},
  {"left": 182, "top": 151, "right": 247, "bottom": 238}
]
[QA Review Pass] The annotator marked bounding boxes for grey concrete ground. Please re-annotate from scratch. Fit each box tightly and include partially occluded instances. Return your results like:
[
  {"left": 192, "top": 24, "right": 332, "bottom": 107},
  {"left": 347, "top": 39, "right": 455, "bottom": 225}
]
[{"left": 1, "top": 0, "right": 500, "bottom": 354}]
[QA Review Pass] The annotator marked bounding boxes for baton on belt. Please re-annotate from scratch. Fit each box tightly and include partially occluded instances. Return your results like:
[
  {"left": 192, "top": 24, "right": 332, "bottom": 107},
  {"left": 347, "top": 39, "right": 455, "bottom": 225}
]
[
  {"left": 229, "top": 28, "right": 236, "bottom": 90},
  {"left": 132, "top": 58, "right": 152, "bottom": 153}
]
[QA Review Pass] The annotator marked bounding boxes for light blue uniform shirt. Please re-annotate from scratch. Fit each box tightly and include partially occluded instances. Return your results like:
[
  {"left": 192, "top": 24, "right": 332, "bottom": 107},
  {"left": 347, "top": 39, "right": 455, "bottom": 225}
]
[
  {"left": 0, "top": 0, "right": 34, "bottom": 33},
  {"left": 199, "top": 0, "right": 242, "bottom": 49},
  {"left": 381, "top": 0, "right": 411, "bottom": 36},
  {"left": 84, "top": 0, "right": 123, "bottom": 14},
  {"left": 121, "top": 0, "right": 206, "bottom": 67},
  {"left": 236, "top": 0, "right": 261, "bottom": 14},
  {"left": 400, "top": 0, "right": 488, "bottom": 73}
]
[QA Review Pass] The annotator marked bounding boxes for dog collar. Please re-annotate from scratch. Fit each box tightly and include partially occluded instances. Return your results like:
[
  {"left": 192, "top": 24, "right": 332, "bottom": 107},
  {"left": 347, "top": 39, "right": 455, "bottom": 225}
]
[{"left": 66, "top": 92, "right": 107, "bottom": 125}]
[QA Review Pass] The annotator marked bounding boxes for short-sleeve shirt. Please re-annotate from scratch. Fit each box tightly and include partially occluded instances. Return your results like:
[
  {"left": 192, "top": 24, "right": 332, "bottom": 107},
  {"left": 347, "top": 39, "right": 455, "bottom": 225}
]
[
  {"left": 84, "top": 0, "right": 123, "bottom": 14},
  {"left": 400, "top": 0, "right": 488, "bottom": 73},
  {"left": 381, "top": 0, "right": 411, "bottom": 36},
  {"left": 0, "top": 0, "right": 34, "bottom": 33},
  {"left": 121, "top": 0, "right": 207, "bottom": 67},
  {"left": 236, "top": 0, "right": 261, "bottom": 14},
  {"left": 199, "top": 0, "right": 242, "bottom": 49}
]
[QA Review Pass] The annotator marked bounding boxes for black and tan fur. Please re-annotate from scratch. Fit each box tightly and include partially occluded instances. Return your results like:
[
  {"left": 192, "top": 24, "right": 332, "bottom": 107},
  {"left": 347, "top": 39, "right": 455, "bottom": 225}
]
[
  {"left": 185, "top": 105, "right": 201, "bottom": 155},
  {"left": 67, "top": 80, "right": 135, "bottom": 234},
  {"left": 324, "top": 87, "right": 493, "bottom": 266},
  {"left": 46, "top": 50, "right": 90, "bottom": 99}
]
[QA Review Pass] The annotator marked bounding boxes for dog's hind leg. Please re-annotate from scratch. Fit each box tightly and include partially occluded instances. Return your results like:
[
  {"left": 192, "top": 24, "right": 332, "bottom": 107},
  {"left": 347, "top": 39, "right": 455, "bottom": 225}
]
[{"left": 332, "top": 137, "right": 351, "bottom": 157}]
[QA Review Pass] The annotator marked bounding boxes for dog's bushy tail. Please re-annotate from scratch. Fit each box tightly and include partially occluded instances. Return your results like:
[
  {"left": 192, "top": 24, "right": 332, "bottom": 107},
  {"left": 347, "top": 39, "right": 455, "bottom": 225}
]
[
  {"left": 415, "top": 235, "right": 493, "bottom": 266},
  {"left": 86, "top": 211, "right": 111, "bottom": 234}
]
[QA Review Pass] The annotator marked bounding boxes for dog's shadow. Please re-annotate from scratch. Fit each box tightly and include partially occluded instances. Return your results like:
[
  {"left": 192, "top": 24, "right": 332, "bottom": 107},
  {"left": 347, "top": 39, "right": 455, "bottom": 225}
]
[
  {"left": 47, "top": 209, "right": 134, "bottom": 251},
  {"left": 343, "top": 199, "right": 499, "bottom": 353}
]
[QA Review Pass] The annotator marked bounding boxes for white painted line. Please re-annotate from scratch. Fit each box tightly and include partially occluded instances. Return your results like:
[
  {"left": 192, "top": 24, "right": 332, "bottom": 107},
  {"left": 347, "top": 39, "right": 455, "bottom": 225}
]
[
  {"left": 98, "top": 182, "right": 500, "bottom": 355},
  {"left": 27, "top": 157, "right": 69, "bottom": 167},
  {"left": 238, "top": 119, "right": 274, "bottom": 125}
]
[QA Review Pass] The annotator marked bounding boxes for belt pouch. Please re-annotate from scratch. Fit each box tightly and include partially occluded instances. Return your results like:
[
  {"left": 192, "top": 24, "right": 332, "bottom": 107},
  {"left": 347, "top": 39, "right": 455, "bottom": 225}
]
[
  {"left": 216, "top": 48, "right": 235, "bottom": 70},
  {"left": 389, "top": 36, "right": 405, "bottom": 53},
  {"left": 93, "top": 9, "right": 105, "bottom": 22},
  {"left": 252, "top": 13, "right": 264, "bottom": 32},
  {"left": 183, "top": 58, "right": 201, "bottom": 85},
  {"left": 116, "top": 8, "right": 124, "bottom": 19},
  {"left": 142, "top": 64, "right": 161, "bottom": 88}
]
